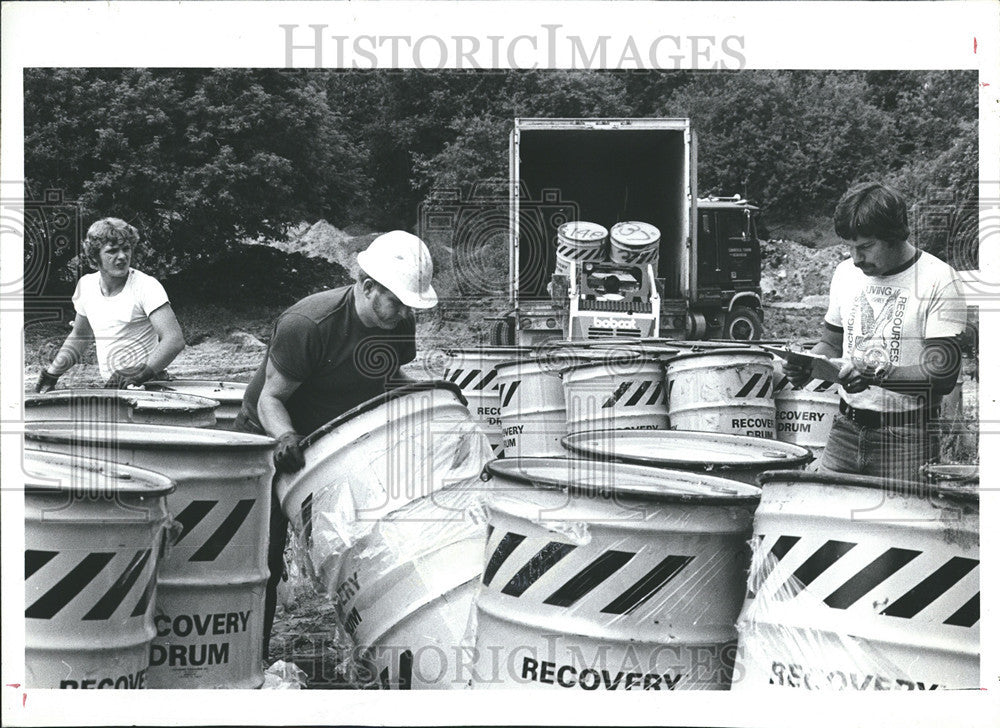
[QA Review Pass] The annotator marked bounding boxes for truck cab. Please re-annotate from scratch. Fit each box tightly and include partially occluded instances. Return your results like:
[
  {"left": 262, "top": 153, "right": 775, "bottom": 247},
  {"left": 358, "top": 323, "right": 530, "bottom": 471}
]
[{"left": 692, "top": 196, "right": 764, "bottom": 340}]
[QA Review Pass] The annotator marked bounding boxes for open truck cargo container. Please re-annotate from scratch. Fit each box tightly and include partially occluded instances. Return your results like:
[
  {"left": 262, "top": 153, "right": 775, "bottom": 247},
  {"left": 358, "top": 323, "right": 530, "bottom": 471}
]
[{"left": 502, "top": 118, "right": 764, "bottom": 345}]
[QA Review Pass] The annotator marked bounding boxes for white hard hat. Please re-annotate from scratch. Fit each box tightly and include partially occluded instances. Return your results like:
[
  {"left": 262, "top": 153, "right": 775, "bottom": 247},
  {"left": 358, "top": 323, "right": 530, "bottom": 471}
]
[{"left": 357, "top": 230, "right": 438, "bottom": 309}]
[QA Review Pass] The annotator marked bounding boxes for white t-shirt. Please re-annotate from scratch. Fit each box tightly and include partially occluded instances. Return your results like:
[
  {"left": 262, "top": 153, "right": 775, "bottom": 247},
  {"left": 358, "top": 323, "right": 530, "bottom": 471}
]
[
  {"left": 825, "top": 250, "right": 966, "bottom": 412},
  {"left": 72, "top": 268, "right": 170, "bottom": 380}
]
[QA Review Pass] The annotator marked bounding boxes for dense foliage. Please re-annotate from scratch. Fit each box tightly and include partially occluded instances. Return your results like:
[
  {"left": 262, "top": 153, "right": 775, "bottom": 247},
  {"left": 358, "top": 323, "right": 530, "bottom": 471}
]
[{"left": 24, "top": 68, "right": 979, "bottom": 298}]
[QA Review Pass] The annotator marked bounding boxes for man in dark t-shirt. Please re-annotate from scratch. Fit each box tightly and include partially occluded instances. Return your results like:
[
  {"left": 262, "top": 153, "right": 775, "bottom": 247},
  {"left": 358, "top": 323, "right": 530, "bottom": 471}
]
[
  {"left": 235, "top": 231, "right": 438, "bottom": 657},
  {"left": 240, "top": 284, "right": 417, "bottom": 435}
]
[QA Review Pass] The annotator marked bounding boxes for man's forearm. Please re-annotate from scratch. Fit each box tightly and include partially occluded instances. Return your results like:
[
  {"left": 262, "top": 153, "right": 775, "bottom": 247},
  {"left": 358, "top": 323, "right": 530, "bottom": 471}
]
[
  {"left": 48, "top": 335, "right": 88, "bottom": 375},
  {"left": 258, "top": 394, "right": 297, "bottom": 438},
  {"left": 143, "top": 334, "right": 185, "bottom": 375}
]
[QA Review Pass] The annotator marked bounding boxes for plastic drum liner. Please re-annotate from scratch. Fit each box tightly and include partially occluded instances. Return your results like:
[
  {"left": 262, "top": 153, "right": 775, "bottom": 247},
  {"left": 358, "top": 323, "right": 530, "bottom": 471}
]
[
  {"left": 734, "top": 470, "right": 979, "bottom": 691},
  {"left": 443, "top": 348, "right": 533, "bottom": 458},
  {"left": 25, "top": 422, "right": 275, "bottom": 688},
  {"left": 23, "top": 450, "right": 174, "bottom": 689},
  {"left": 562, "top": 357, "right": 668, "bottom": 435},
  {"left": 473, "top": 457, "right": 760, "bottom": 690},
  {"left": 561, "top": 429, "right": 811, "bottom": 485},
  {"left": 666, "top": 349, "right": 776, "bottom": 438},
  {"left": 274, "top": 382, "right": 495, "bottom": 689},
  {"left": 143, "top": 380, "right": 247, "bottom": 430},
  {"left": 495, "top": 359, "right": 567, "bottom": 458},
  {"left": 554, "top": 221, "right": 608, "bottom": 278},
  {"left": 25, "top": 389, "right": 220, "bottom": 428}
]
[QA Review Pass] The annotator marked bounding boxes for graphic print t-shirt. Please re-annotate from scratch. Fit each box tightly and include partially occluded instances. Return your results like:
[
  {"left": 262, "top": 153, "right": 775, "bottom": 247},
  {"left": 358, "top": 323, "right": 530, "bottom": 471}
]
[{"left": 824, "top": 251, "right": 966, "bottom": 412}]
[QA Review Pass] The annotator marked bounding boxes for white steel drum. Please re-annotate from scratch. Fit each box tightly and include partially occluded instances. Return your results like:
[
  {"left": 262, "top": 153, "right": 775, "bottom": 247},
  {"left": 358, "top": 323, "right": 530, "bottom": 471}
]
[
  {"left": 666, "top": 348, "right": 776, "bottom": 438},
  {"left": 23, "top": 450, "right": 174, "bottom": 689},
  {"left": 735, "top": 470, "right": 980, "bottom": 691},
  {"left": 554, "top": 221, "right": 608, "bottom": 278},
  {"left": 274, "top": 382, "right": 494, "bottom": 689},
  {"left": 25, "top": 422, "right": 275, "bottom": 689},
  {"left": 561, "top": 356, "right": 668, "bottom": 434},
  {"left": 495, "top": 359, "right": 567, "bottom": 458},
  {"left": 443, "top": 347, "right": 533, "bottom": 458},
  {"left": 473, "top": 457, "right": 760, "bottom": 690}
]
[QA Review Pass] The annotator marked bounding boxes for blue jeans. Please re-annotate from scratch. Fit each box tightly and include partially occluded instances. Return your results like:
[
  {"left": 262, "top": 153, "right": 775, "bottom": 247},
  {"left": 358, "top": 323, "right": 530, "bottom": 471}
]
[{"left": 818, "top": 413, "right": 932, "bottom": 482}]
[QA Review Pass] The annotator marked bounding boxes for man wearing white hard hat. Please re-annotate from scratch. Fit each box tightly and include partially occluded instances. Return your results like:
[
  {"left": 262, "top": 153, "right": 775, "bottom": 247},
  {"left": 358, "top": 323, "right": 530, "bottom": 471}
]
[{"left": 235, "top": 230, "right": 437, "bottom": 656}]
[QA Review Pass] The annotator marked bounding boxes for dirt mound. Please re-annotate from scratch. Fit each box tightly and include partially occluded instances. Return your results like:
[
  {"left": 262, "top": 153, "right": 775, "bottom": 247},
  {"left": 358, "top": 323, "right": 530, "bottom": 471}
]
[{"left": 761, "top": 238, "right": 847, "bottom": 303}]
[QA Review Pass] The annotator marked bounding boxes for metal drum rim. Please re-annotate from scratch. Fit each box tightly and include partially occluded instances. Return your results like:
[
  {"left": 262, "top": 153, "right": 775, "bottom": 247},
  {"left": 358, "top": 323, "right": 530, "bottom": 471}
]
[
  {"left": 143, "top": 380, "right": 246, "bottom": 399},
  {"left": 561, "top": 429, "right": 812, "bottom": 472},
  {"left": 756, "top": 469, "right": 979, "bottom": 503},
  {"left": 485, "top": 457, "right": 762, "bottom": 505},
  {"left": 557, "top": 220, "right": 609, "bottom": 240},
  {"left": 25, "top": 388, "right": 221, "bottom": 413},
  {"left": 22, "top": 448, "right": 175, "bottom": 496},
  {"left": 24, "top": 421, "right": 275, "bottom": 451},
  {"left": 665, "top": 348, "right": 774, "bottom": 365},
  {"left": 443, "top": 346, "right": 535, "bottom": 358},
  {"left": 559, "top": 355, "right": 665, "bottom": 376},
  {"left": 300, "top": 380, "right": 466, "bottom": 451}
]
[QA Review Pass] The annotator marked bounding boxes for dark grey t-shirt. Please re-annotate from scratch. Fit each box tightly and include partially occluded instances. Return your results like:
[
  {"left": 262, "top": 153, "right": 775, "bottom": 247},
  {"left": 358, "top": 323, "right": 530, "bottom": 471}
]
[{"left": 241, "top": 285, "right": 416, "bottom": 436}]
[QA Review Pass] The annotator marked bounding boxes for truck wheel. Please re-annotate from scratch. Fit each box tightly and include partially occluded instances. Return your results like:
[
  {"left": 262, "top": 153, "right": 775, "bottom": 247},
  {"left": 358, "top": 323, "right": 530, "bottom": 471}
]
[
  {"left": 724, "top": 307, "right": 763, "bottom": 340},
  {"left": 490, "top": 318, "right": 515, "bottom": 346}
]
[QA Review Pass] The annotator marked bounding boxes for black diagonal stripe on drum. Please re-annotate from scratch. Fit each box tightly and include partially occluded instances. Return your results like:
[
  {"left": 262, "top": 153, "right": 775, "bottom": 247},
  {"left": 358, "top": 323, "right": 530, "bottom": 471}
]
[
  {"left": 543, "top": 550, "right": 635, "bottom": 607},
  {"left": 602, "top": 381, "right": 632, "bottom": 408},
  {"left": 647, "top": 382, "right": 664, "bottom": 405},
  {"left": 756, "top": 376, "right": 771, "bottom": 398},
  {"left": 601, "top": 555, "right": 694, "bottom": 615},
  {"left": 501, "top": 542, "right": 576, "bottom": 597},
  {"left": 130, "top": 570, "right": 157, "bottom": 617},
  {"left": 301, "top": 493, "right": 314, "bottom": 547},
  {"left": 771, "top": 535, "right": 800, "bottom": 560},
  {"left": 624, "top": 380, "right": 652, "bottom": 407},
  {"left": 25, "top": 552, "right": 115, "bottom": 619},
  {"left": 83, "top": 549, "right": 151, "bottom": 621},
  {"left": 880, "top": 556, "right": 979, "bottom": 619},
  {"left": 25, "top": 550, "right": 58, "bottom": 579},
  {"left": 667, "top": 380, "right": 675, "bottom": 401},
  {"left": 189, "top": 499, "right": 255, "bottom": 562},
  {"left": 823, "top": 547, "right": 921, "bottom": 610},
  {"left": 754, "top": 535, "right": 801, "bottom": 593},
  {"left": 777, "top": 540, "right": 856, "bottom": 599},
  {"left": 735, "top": 373, "right": 763, "bottom": 398},
  {"left": 171, "top": 500, "right": 216, "bottom": 544},
  {"left": 815, "top": 381, "right": 835, "bottom": 392},
  {"left": 501, "top": 381, "right": 520, "bottom": 409},
  {"left": 474, "top": 369, "right": 498, "bottom": 391},
  {"left": 775, "top": 376, "right": 791, "bottom": 393},
  {"left": 448, "top": 368, "right": 464, "bottom": 383},
  {"left": 943, "top": 593, "right": 979, "bottom": 627},
  {"left": 459, "top": 369, "right": 482, "bottom": 389},
  {"left": 482, "top": 532, "right": 526, "bottom": 586}
]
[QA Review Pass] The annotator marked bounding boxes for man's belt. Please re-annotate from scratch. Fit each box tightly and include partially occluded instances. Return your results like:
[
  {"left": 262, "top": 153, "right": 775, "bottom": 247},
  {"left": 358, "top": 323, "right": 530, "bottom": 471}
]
[{"left": 839, "top": 399, "right": 934, "bottom": 429}]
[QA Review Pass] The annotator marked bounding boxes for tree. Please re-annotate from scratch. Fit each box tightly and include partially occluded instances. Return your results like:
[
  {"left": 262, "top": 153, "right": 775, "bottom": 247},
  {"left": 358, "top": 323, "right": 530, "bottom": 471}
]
[{"left": 24, "top": 69, "right": 366, "bottom": 281}]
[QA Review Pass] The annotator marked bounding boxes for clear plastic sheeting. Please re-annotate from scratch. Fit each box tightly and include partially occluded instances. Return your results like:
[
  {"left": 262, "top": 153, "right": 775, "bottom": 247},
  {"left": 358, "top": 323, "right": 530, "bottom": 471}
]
[
  {"left": 733, "top": 470, "right": 980, "bottom": 691},
  {"left": 262, "top": 660, "right": 308, "bottom": 689},
  {"left": 471, "top": 458, "right": 760, "bottom": 690},
  {"left": 275, "top": 383, "right": 495, "bottom": 689}
]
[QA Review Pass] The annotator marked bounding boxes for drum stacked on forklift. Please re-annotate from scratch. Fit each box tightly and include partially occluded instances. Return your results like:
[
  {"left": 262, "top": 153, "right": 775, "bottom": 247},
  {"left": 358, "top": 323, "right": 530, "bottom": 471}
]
[{"left": 554, "top": 221, "right": 608, "bottom": 278}]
